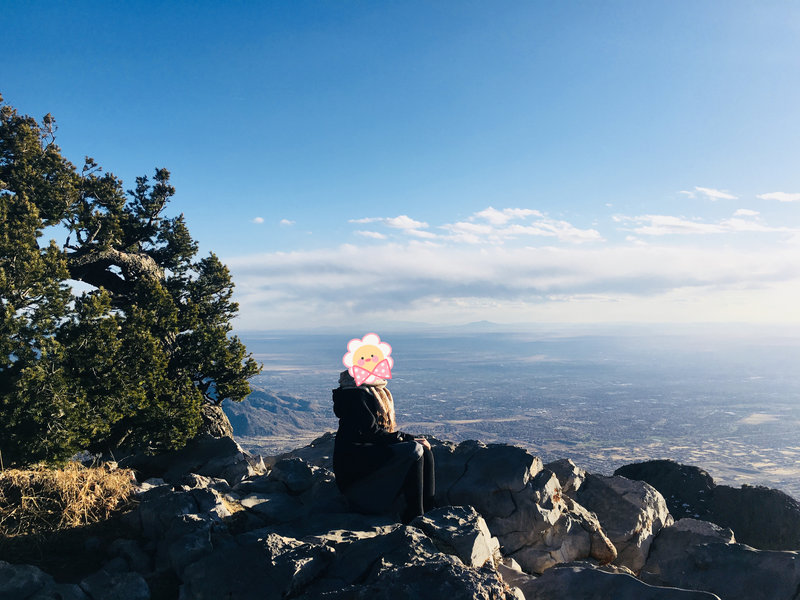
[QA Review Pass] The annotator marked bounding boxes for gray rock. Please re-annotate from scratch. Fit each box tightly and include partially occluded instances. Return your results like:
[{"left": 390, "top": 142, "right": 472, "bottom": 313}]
[
  {"left": 179, "top": 532, "right": 333, "bottom": 600},
  {"left": 495, "top": 556, "right": 536, "bottom": 591},
  {"left": 0, "top": 561, "right": 55, "bottom": 600},
  {"left": 126, "top": 435, "right": 263, "bottom": 487},
  {"left": 615, "top": 460, "right": 714, "bottom": 520},
  {"left": 108, "top": 538, "right": 152, "bottom": 574},
  {"left": 329, "top": 526, "right": 447, "bottom": 589},
  {"left": 268, "top": 457, "right": 321, "bottom": 493},
  {"left": 433, "top": 440, "right": 616, "bottom": 574},
  {"left": 198, "top": 403, "right": 234, "bottom": 439},
  {"left": 521, "top": 562, "right": 721, "bottom": 599},
  {"left": 645, "top": 542, "right": 800, "bottom": 600},
  {"left": 641, "top": 518, "right": 734, "bottom": 585},
  {"left": 262, "top": 432, "right": 335, "bottom": 470},
  {"left": 80, "top": 570, "right": 150, "bottom": 600},
  {"left": 437, "top": 440, "right": 543, "bottom": 517},
  {"left": 240, "top": 491, "right": 304, "bottom": 522},
  {"left": 575, "top": 473, "right": 672, "bottom": 573},
  {"left": 708, "top": 484, "right": 800, "bottom": 551},
  {"left": 491, "top": 469, "right": 584, "bottom": 573},
  {"left": 411, "top": 506, "right": 500, "bottom": 568},
  {"left": 174, "top": 473, "right": 231, "bottom": 493},
  {"left": 545, "top": 458, "right": 586, "bottom": 494},
  {"left": 133, "top": 478, "right": 168, "bottom": 495},
  {"left": 28, "top": 583, "right": 90, "bottom": 600},
  {"left": 159, "top": 514, "right": 215, "bottom": 578},
  {"left": 616, "top": 459, "right": 800, "bottom": 550},
  {"left": 233, "top": 474, "right": 288, "bottom": 495},
  {"left": 309, "top": 557, "right": 517, "bottom": 600},
  {"left": 137, "top": 489, "right": 202, "bottom": 539},
  {"left": 641, "top": 518, "right": 800, "bottom": 599}
]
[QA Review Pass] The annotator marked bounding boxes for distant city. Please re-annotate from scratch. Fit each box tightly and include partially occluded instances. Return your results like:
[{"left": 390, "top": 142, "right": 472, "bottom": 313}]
[{"left": 230, "top": 325, "right": 800, "bottom": 499}]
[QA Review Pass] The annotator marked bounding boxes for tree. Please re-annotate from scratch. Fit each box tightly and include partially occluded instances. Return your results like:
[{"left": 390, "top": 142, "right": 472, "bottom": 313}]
[{"left": 0, "top": 94, "right": 260, "bottom": 466}]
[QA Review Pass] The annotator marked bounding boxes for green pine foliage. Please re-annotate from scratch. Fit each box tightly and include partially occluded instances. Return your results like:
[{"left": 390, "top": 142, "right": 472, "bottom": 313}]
[{"left": 0, "top": 94, "right": 260, "bottom": 466}]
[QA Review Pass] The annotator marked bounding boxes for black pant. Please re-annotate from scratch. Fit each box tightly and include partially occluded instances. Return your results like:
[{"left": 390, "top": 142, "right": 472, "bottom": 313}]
[{"left": 401, "top": 444, "right": 435, "bottom": 522}]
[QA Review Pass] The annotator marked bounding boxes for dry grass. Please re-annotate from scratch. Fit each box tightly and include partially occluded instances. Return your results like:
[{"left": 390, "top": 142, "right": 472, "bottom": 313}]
[{"left": 0, "top": 462, "right": 136, "bottom": 539}]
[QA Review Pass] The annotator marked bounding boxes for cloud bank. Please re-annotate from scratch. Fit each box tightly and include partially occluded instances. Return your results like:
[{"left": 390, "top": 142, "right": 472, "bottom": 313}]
[{"left": 227, "top": 203, "right": 800, "bottom": 329}]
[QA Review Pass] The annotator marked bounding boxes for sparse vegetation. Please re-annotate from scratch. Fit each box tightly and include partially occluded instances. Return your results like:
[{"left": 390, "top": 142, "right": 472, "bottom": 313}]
[{"left": 0, "top": 462, "right": 135, "bottom": 539}]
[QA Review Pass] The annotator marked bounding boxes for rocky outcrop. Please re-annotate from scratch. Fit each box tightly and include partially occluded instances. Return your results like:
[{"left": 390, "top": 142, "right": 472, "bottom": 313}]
[
  {"left": 197, "top": 404, "right": 234, "bottom": 439},
  {"left": 573, "top": 473, "right": 672, "bottom": 573},
  {"left": 5, "top": 433, "right": 800, "bottom": 600},
  {"left": 520, "top": 562, "right": 721, "bottom": 599},
  {"left": 616, "top": 459, "right": 800, "bottom": 550},
  {"left": 432, "top": 440, "right": 617, "bottom": 574},
  {"left": 121, "top": 435, "right": 266, "bottom": 487},
  {"left": 640, "top": 518, "right": 800, "bottom": 600}
]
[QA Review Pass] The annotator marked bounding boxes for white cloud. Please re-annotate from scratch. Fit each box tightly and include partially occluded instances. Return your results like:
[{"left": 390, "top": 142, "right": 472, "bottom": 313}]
[
  {"left": 226, "top": 242, "right": 800, "bottom": 328},
  {"left": 694, "top": 186, "right": 738, "bottom": 201},
  {"left": 473, "top": 207, "right": 542, "bottom": 226},
  {"left": 758, "top": 192, "right": 800, "bottom": 203},
  {"left": 251, "top": 217, "right": 265, "bottom": 224},
  {"left": 350, "top": 215, "right": 429, "bottom": 230},
  {"left": 734, "top": 209, "right": 760, "bottom": 217},
  {"left": 349, "top": 215, "right": 433, "bottom": 239},
  {"left": 618, "top": 215, "right": 726, "bottom": 236},
  {"left": 349, "top": 208, "right": 601, "bottom": 245},
  {"left": 441, "top": 208, "right": 602, "bottom": 244},
  {"left": 280, "top": 219, "right": 295, "bottom": 226},
  {"left": 617, "top": 213, "right": 798, "bottom": 236},
  {"left": 384, "top": 215, "right": 429, "bottom": 230},
  {"left": 355, "top": 230, "right": 387, "bottom": 239}
]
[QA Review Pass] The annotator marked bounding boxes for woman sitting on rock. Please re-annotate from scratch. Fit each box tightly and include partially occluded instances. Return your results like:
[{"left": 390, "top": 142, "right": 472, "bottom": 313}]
[{"left": 332, "top": 336, "right": 435, "bottom": 523}]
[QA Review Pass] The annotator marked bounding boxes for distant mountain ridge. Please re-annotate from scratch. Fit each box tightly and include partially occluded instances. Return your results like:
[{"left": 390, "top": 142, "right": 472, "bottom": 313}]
[{"left": 222, "top": 386, "right": 334, "bottom": 438}]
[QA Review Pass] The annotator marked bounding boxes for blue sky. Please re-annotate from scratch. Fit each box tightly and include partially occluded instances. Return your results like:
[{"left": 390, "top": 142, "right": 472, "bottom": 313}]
[{"left": 5, "top": 1, "right": 800, "bottom": 329}]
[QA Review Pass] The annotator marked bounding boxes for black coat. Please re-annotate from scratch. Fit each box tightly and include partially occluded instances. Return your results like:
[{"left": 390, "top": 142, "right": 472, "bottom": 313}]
[{"left": 332, "top": 386, "right": 414, "bottom": 490}]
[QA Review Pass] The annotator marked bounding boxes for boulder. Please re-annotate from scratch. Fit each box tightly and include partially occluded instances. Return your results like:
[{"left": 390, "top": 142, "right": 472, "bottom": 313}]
[
  {"left": 307, "top": 557, "right": 516, "bottom": 600},
  {"left": 575, "top": 473, "right": 672, "bottom": 573},
  {"left": 267, "top": 457, "right": 322, "bottom": 494},
  {"left": 79, "top": 569, "right": 150, "bottom": 600},
  {"left": 28, "top": 583, "right": 90, "bottom": 600},
  {"left": 616, "top": 459, "right": 800, "bottom": 550},
  {"left": 545, "top": 458, "right": 586, "bottom": 494},
  {"left": 411, "top": 506, "right": 500, "bottom": 568},
  {"left": 239, "top": 491, "right": 304, "bottom": 522},
  {"left": 615, "top": 460, "right": 714, "bottom": 520},
  {"left": 495, "top": 556, "right": 536, "bottom": 593},
  {"left": 433, "top": 441, "right": 615, "bottom": 574},
  {"left": 197, "top": 404, "right": 234, "bottom": 439},
  {"left": 179, "top": 531, "right": 334, "bottom": 600},
  {"left": 521, "top": 562, "right": 721, "bottom": 599},
  {"left": 263, "top": 432, "right": 335, "bottom": 470},
  {"left": 708, "top": 484, "right": 800, "bottom": 550},
  {"left": 435, "top": 440, "right": 543, "bottom": 518},
  {"left": 158, "top": 514, "right": 215, "bottom": 578},
  {"left": 0, "top": 561, "right": 55, "bottom": 600},
  {"left": 641, "top": 518, "right": 735, "bottom": 584},
  {"left": 642, "top": 542, "right": 800, "bottom": 600},
  {"left": 135, "top": 488, "right": 209, "bottom": 539},
  {"left": 124, "top": 435, "right": 265, "bottom": 487},
  {"left": 108, "top": 538, "right": 153, "bottom": 574}
]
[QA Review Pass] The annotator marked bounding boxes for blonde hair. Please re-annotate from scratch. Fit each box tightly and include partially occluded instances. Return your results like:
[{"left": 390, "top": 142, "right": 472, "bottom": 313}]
[{"left": 367, "top": 383, "right": 396, "bottom": 432}]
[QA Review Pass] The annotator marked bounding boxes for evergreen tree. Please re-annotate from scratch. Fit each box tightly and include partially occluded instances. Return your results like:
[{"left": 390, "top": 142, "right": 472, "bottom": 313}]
[{"left": 0, "top": 94, "right": 259, "bottom": 466}]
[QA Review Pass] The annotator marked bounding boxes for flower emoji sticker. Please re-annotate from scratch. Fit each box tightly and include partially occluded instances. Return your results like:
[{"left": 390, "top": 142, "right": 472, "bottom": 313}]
[{"left": 343, "top": 333, "right": 393, "bottom": 386}]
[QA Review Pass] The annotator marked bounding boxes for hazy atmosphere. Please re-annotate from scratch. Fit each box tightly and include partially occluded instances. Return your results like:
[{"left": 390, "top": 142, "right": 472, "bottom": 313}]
[{"left": 5, "top": 1, "right": 800, "bottom": 330}]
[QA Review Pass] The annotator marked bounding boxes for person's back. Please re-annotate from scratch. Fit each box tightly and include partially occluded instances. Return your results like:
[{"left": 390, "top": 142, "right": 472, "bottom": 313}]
[{"left": 332, "top": 336, "right": 435, "bottom": 522}]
